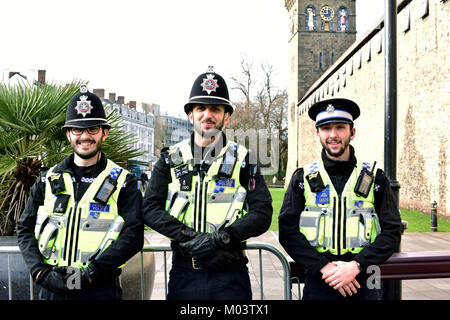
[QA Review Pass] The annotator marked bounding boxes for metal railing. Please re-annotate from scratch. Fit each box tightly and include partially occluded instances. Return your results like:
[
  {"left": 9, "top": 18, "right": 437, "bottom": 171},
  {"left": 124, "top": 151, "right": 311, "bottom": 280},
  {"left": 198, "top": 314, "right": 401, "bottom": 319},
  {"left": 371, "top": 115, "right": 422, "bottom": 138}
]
[
  {"left": 0, "top": 246, "right": 35, "bottom": 300},
  {"left": 1, "top": 242, "right": 292, "bottom": 300}
]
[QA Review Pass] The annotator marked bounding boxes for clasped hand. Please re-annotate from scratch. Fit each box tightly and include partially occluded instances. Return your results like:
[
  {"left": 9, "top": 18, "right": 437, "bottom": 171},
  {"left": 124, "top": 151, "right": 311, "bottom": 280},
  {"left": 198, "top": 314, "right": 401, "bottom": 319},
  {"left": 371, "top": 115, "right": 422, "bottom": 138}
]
[{"left": 320, "top": 261, "right": 361, "bottom": 297}]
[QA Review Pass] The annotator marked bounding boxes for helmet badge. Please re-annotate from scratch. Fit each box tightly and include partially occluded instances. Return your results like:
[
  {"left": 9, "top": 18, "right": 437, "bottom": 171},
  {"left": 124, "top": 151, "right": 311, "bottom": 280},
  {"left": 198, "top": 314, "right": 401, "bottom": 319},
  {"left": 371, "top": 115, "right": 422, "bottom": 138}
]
[
  {"left": 326, "top": 104, "right": 335, "bottom": 113},
  {"left": 200, "top": 73, "right": 219, "bottom": 95},
  {"left": 75, "top": 94, "right": 93, "bottom": 117}
]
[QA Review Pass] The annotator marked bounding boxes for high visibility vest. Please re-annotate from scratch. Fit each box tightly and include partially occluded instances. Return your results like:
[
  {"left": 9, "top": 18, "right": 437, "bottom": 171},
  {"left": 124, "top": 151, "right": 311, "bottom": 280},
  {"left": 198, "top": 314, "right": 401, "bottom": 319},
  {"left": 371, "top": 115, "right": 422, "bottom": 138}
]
[
  {"left": 299, "top": 158, "right": 381, "bottom": 255},
  {"left": 166, "top": 139, "right": 248, "bottom": 233},
  {"left": 34, "top": 159, "right": 128, "bottom": 268}
]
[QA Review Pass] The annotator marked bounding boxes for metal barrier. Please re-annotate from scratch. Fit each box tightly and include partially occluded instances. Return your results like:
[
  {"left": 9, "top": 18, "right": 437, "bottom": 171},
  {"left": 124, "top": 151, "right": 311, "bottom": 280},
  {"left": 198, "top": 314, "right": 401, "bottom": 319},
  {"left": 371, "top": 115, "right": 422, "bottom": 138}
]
[
  {"left": 1, "top": 242, "right": 292, "bottom": 300},
  {"left": 0, "top": 246, "right": 35, "bottom": 300},
  {"left": 142, "top": 242, "right": 292, "bottom": 300}
]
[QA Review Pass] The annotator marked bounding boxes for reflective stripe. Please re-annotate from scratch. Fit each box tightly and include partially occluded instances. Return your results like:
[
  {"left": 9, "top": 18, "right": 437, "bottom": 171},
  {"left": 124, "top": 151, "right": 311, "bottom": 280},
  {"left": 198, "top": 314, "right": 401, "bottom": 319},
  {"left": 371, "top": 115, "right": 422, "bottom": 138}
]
[
  {"left": 167, "top": 139, "right": 247, "bottom": 233},
  {"left": 208, "top": 192, "right": 246, "bottom": 203},
  {"left": 36, "top": 159, "right": 127, "bottom": 268},
  {"left": 80, "top": 219, "right": 114, "bottom": 232},
  {"left": 302, "top": 158, "right": 380, "bottom": 255}
]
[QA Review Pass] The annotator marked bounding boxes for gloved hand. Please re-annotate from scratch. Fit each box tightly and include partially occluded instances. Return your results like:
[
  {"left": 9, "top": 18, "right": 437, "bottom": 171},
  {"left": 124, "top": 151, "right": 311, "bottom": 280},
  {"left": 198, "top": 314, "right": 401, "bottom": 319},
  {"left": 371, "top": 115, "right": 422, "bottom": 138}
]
[
  {"left": 62, "top": 267, "right": 89, "bottom": 291},
  {"left": 179, "top": 231, "right": 231, "bottom": 259},
  {"left": 35, "top": 266, "right": 70, "bottom": 294},
  {"left": 203, "top": 249, "right": 243, "bottom": 271},
  {"left": 179, "top": 227, "right": 198, "bottom": 242}
]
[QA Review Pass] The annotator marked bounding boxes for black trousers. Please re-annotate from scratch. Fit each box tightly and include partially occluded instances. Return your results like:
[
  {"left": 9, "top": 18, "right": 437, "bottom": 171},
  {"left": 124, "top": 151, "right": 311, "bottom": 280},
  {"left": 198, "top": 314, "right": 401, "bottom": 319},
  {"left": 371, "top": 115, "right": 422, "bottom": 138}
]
[
  {"left": 167, "top": 264, "right": 252, "bottom": 300},
  {"left": 302, "top": 271, "right": 382, "bottom": 300},
  {"left": 38, "top": 276, "right": 122, "bottom": 300}
]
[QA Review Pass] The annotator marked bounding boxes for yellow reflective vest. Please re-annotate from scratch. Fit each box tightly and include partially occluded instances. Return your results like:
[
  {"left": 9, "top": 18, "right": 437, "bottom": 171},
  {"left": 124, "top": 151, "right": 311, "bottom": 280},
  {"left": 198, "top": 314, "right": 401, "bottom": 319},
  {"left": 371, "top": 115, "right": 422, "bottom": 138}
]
[
  {"left": 299, "top": 158, "right": 381, "bottom": 255},
  {"left": 34, "top": 159, "right": 128, "bottom": 268},
  {"left": 166, "top": 139, "right": 248, "bottom": 233}
]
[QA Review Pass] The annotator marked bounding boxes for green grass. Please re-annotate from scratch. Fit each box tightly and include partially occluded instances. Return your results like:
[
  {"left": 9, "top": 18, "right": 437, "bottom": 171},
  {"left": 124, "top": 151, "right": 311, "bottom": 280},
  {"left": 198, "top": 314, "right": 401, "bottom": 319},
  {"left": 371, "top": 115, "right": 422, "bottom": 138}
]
[
  {"left": 268, "top": 188, "right": 286, "bottom": 231},
  {"left": 268, "top": 188, "right": 450, "bottom": 232}
]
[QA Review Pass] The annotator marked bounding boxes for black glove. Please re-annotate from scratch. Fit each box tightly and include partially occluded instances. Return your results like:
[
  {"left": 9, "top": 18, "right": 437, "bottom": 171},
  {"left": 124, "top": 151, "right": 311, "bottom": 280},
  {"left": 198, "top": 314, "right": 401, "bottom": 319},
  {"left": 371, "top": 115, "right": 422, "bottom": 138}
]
[
  {"left": 202, "top": 249, "right": 243, "bottom": 271},
  {"left": 35, "top": 266, "right": 70, "bottom": 294},
  {"left": 63, "top": 263, "right": 100, "bottom": 291},
  {"left": 179, "top": 231, "right": 231, "bottom": 259},
  {"left": 179, "top": 227, "right": 198, "bottom": 242}
]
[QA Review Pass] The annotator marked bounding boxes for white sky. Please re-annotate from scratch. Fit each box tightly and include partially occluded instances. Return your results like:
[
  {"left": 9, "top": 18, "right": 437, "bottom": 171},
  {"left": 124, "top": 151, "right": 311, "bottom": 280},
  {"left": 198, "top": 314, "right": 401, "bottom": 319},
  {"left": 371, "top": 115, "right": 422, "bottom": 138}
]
[{"left": 1, "top": 0, "right": 384, "bottom": 117}]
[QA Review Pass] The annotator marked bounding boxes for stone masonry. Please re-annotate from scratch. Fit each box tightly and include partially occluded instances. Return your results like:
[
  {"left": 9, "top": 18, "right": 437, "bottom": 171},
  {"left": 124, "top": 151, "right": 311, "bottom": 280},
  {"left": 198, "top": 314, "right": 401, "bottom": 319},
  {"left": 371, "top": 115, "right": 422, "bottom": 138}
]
[{"left": 286, "top": 0, "right": 449, "bottom": 216}]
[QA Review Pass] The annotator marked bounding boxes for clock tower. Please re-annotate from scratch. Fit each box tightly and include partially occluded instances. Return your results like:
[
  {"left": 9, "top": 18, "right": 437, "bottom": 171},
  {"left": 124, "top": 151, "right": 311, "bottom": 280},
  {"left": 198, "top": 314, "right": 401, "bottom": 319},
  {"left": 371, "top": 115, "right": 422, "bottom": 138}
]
[{"left": 285, "top": 0, "right": 356, "bottom": 177}]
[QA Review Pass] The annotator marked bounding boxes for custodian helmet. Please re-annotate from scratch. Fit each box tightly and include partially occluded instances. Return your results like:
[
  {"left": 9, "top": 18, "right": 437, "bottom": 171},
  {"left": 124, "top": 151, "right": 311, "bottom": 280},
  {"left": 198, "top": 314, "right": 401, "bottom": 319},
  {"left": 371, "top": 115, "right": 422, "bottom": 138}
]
[
  {"left": 184, "top": 66, "right": 234, "bottom": 115},
  {"left": 62, "top": 85, "right": 111, "bottom": 130}
]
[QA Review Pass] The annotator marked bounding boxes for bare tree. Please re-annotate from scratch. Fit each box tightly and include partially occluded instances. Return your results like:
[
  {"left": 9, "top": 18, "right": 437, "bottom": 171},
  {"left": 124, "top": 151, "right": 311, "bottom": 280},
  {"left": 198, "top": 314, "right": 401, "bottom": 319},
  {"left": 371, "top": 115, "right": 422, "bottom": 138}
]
[{"left": 230, "top": 56, "right": 288, "bottom": 177}]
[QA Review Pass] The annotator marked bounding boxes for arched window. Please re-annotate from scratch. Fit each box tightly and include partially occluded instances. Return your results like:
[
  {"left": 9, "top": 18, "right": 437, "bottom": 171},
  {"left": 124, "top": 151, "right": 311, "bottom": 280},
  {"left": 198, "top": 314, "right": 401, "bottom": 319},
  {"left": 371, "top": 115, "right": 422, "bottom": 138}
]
[
  {"left": 338, "top": 7, "right": 349, "bottom": 32},
  {"left": 305, "top": 6, "right": 317, "bottom": 31}
]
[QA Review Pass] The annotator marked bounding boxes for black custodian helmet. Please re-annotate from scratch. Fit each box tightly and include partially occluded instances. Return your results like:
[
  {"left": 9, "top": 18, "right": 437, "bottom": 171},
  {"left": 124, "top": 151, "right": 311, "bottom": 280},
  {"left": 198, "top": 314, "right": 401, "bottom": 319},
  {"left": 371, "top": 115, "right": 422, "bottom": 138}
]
[
  {"left": 62, "top": 85, "right": 111, "bottom": 130},
  {"left": 184, "top": 66, "right": 234, "bottom": 115}
]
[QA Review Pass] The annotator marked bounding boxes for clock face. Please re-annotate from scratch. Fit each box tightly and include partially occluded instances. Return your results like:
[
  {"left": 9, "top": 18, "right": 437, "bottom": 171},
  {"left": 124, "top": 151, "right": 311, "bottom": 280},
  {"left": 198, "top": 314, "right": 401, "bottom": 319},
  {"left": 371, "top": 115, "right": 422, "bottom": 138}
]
[{"left": 320, "top": 6, "right": 335, "bottom": 21}]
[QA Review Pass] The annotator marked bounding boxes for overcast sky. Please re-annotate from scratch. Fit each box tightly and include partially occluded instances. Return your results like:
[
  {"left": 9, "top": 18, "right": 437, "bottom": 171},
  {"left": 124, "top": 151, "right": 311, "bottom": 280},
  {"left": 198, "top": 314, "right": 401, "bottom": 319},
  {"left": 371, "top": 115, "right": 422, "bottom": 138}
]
[{"left": 1, "top": 0, "right": 384, "bottom": 117}]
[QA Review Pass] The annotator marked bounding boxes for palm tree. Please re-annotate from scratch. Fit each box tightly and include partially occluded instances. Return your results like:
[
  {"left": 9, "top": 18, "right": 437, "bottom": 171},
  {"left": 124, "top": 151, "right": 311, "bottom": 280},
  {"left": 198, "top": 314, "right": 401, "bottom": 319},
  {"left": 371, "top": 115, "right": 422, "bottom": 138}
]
[{"left": 0, "top": 81, "right": 144, "bottom": 235}]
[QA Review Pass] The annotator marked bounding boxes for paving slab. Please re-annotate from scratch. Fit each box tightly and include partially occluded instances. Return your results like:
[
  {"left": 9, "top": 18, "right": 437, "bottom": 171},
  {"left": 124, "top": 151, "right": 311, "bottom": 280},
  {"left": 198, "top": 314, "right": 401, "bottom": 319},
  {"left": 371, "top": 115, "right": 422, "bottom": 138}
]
[{"left": 145, "top": 230, "right": 450, "bottom": 300}]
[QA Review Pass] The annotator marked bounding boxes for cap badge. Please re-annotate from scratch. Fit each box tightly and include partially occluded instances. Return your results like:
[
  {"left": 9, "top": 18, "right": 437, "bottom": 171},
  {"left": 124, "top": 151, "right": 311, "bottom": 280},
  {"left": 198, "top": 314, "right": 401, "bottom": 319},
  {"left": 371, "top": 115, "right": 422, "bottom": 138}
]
[
  {"left": 75, "top": 94, "right": 93, "bottom": 117},
  {"left": 200, "top": 73, "right": 219, "bottom": 95},
  {"left": 326, "top": 104, "right": 335, "bottom": 113}
]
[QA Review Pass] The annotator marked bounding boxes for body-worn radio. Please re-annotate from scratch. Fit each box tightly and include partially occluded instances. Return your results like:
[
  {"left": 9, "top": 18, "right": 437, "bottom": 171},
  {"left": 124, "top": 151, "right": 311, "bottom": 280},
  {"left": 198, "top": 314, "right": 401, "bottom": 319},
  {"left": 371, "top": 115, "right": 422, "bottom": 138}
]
[{"left": 354, "top": 161, "right": 376, "bottom": 198}]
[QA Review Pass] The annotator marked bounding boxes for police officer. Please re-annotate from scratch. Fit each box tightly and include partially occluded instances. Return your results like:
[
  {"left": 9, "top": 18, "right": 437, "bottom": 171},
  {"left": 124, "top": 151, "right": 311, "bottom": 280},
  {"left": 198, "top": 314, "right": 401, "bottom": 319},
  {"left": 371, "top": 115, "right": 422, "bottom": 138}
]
[
  {"left": 279, "top": 98, "right": 402, "bottom": 300},
  {"left": 17, "top": 86, "right": 144, "bottom": 300},
  {"left": 142, "top": 67, "right": 273, "bottom": 300}
]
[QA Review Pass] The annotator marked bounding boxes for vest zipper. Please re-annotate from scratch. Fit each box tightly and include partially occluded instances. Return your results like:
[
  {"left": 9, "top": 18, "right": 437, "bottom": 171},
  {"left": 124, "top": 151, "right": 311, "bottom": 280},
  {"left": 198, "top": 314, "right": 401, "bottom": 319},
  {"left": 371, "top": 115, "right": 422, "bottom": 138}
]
[
  {"left": 197, "top": 176, "right": 203, "bottom": 232},
  {"left": 193, "top": 181, "right": 198, "bottom": 230},
  {"left": 337, "top": 195, "right": 342, "bottom": 256},
  {"left": 72, "top": 207, "right": 82, "bottom": 264},
  {"left": 332, "top": 197, "right": 336, "bottom": 252},
  {"left": 67, "top": 182, "right": 80, "bottom": 266},
  {"left": 63, "top": 207, "right": 73, "bottom": 262},
  {"left": 202, "top": 182, "right": 209, "bottom": 232},
  {"left": 343, "top": 196, "right": 347, "bottom": 251}
]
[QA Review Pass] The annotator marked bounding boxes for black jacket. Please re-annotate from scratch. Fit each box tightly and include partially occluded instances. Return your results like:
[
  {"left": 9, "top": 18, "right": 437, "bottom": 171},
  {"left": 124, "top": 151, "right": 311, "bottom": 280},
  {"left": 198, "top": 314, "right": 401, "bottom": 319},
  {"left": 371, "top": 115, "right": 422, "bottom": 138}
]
[
  {"left": 279, "top": 146, "right": 402, "bottom": 274},
  {"left": 142, "top": 133, "right": 273, "bottom": 256},
  {"left": 17, "top": 152, "right": 144, "bottom": 280}
]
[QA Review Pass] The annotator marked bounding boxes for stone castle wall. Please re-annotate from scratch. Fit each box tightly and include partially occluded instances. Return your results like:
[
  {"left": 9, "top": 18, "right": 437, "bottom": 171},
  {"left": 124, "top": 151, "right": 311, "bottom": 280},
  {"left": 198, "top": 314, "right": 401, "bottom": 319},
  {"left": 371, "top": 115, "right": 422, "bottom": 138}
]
[{"left": 290, "top": 0, "right": 449, "bottom": 216}]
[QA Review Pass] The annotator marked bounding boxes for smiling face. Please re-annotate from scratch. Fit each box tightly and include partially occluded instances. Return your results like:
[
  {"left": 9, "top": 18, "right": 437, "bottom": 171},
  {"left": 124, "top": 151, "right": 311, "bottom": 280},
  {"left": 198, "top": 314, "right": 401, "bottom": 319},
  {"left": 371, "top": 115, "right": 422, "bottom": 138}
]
[
  {"left": 189, "top": 104, "right": 230, "bottom": 146},
  {"left": 317, "top": 122, "right": 355, "bottom": 161},
  {"left": 66, "top": 126, "right": 109, "bottom": 165}
]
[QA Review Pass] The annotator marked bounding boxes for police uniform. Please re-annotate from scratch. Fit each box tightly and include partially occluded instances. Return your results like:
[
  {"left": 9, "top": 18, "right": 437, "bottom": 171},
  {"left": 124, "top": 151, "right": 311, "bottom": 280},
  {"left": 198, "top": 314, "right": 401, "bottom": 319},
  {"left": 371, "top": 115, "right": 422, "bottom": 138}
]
[
  {"left": 278, "top": 98, "right": 402, "bottom": 300},
  {"left": 142, "top": 68, "right": 273, "bottom": 300},
  {"left": 17, "top": 87, "right": 144, "bottom": 300}
]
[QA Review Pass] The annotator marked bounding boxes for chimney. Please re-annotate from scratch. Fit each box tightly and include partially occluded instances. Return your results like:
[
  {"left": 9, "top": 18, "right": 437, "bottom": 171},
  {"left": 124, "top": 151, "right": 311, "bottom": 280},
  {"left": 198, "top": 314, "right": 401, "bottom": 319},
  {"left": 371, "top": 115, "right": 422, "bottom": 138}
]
[
  {"left": 117, "top": 96, "right": 125, "bottom": 105},
  {"left": 129, "top": 101, "right": 137, "bottom": 109},
  {"left": 109, "top": 92, "right": 116, "bottom": 102},
  {"left": 37, "top": 70, "right": 46, "bottom": 84},
  {"left": 93, "top": 88, "right": 105, "bottom": 101}
]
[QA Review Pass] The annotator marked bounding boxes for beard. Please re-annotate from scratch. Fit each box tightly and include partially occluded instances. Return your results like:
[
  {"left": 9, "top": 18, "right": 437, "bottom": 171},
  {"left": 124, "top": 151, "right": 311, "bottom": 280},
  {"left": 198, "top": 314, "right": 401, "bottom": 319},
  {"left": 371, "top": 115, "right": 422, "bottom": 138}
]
[
  {"left": 320, "top": 136, "right": 351, "bottom": 158},
  {"left": 193, "top": 117, "right": 225, "bottom": 139},
  {"left": 70, "top": 137, "right": 103, "bottom": 160}
]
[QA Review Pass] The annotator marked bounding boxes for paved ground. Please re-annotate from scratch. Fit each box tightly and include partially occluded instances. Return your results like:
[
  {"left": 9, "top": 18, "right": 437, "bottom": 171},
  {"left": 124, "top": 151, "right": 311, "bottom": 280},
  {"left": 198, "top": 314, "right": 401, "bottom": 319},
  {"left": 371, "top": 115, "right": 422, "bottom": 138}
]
[{"left": 145, "top": 230, "right": 450, "bottom": 300}]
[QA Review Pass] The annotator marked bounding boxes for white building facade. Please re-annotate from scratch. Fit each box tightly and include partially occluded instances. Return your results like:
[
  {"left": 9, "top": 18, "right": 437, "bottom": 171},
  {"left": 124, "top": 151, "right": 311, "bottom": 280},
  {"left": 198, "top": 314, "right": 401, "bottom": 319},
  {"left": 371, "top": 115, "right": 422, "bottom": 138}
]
[{"left": 110, "top": 103, "right": 155, "bottom": 165}]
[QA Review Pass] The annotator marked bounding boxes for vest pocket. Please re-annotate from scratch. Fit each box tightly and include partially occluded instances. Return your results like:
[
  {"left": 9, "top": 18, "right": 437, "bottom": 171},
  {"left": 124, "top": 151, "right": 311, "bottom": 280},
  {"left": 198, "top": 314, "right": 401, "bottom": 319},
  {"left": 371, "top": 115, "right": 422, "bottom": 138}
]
[
  {"left": 38, "top": 216, "right": 65, "bottom": 264},
  {"left": 299, "top": 207, "right": 330, "bottom": 247},
  {"left": 346, "top": 207, "right": 379, "bottom": 249}
]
